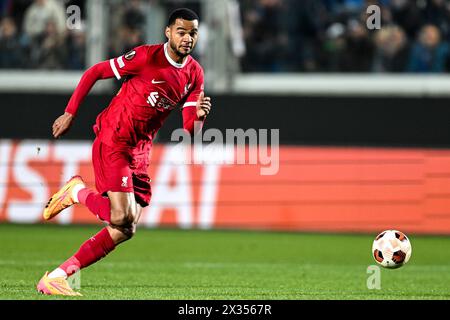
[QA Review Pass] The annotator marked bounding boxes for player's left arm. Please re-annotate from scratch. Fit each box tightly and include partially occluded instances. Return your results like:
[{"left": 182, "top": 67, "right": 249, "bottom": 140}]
[{"left": 182, "top": 67, "right": 211, "bottom": 135}]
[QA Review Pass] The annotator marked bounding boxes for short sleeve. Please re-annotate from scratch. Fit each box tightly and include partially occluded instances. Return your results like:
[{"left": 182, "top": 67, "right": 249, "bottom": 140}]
[
  {"left": 182, "top": 66, "right": 204, "bottom": 109},
  {"left": 109, "top": 45, "right": 149, "bottom": 80}
]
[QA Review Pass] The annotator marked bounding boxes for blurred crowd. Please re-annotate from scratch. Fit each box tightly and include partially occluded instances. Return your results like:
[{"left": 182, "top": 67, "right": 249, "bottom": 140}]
[
  {"left": 0, "top": 0, "right": 195, "bottom": 70},
  {"left": 0, "top": 0, "right": 86, "bottom": 70},
  {"left": 241, "top": 0, "right": 450, "bottom": 72},
  {"left": 2, "top": 0, "right": 450, "bottom": 73},
  {"left": 106, "top": 0, "right": 198, "bottom": 61}
]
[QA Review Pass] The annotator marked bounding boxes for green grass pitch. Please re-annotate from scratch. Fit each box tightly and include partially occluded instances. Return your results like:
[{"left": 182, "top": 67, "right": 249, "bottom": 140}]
[{"left": 0, "top": 223, "right": 449, "bottom": 300}]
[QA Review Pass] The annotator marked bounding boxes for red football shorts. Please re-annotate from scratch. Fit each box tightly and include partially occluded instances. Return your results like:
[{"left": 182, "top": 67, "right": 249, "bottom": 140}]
[{"left": 91, "top": 138, "right": 152, "bottom": 207}]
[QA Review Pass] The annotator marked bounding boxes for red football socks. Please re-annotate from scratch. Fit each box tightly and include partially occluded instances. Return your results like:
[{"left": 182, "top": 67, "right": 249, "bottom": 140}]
[
  {"left": 78, "top": 188, "right": 111, "bottom": 223},
  {"left": 59, "top": 228, "right": 116, "bottom": 277}
]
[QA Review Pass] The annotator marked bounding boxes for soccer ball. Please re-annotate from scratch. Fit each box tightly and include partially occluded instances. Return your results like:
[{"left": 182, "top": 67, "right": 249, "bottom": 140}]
[{"left": 372, "top": 230, "right": 412, "bottom": 269}]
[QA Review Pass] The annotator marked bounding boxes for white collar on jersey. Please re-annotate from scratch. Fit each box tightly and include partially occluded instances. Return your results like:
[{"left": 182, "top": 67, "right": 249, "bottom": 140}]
[{"left": 164, "top": 42, "right": 189, "bottom": 68}]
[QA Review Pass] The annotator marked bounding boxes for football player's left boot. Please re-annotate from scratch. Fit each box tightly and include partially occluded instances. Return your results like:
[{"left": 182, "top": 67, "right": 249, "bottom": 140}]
[
  {"left": 37, "top": 272, "right": 82, "bottom": 296},
  {"left": 43, "top": 175, "right": 85, "bottom": 220}
]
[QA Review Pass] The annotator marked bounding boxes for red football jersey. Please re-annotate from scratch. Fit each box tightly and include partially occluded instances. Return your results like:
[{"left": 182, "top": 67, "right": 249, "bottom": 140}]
[{"left": 94, "top": 43, "right": 204, "bottom": 149}]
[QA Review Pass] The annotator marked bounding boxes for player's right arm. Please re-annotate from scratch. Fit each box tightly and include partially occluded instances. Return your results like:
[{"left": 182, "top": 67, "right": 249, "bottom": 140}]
[
  {"left": 52, "top": 61, "right": 115, "bottom": 138},
  {"left": 52, "top": 46, "right": 149, "bottom": 138}
]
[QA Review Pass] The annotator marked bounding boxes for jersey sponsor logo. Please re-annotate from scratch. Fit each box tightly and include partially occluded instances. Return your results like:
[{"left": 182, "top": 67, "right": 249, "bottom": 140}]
[
  {"left": 146, "top": 92, "right": 176, "bottom": 110},
  {"left": 147, "top": 92, "right": 159, "bottom": 107},
  {"left": 158, "top": 97, "right": 176, "bottom": 110},
  {"left": 152, "top": 79, "right": 166, "bottom": 84},
  {"left": 124, "top": 50, "right": 136, "bottom": 61}
]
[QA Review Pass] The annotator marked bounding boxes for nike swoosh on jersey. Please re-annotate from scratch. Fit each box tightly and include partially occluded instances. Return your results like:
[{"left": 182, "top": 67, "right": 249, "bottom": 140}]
[{"left": 152, "top": 79, "right": 166, "bottom": 84}]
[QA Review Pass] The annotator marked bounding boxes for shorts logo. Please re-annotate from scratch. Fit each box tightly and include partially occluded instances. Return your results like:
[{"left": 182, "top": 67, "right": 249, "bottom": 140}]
[{"left": 121, "top": 176, "right": 129, "bottom": 187}]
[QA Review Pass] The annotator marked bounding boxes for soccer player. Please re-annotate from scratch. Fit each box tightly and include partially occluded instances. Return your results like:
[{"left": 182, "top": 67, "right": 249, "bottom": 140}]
[{"left": 37, "top": 8, "right": 212, "bottom": 296}]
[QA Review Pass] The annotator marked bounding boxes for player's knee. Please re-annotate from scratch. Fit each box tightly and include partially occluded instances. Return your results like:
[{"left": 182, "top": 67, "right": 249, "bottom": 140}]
[
  {"left": 110, "top": 208, "right": 137, "bottom": 241},
  {"left": 117, "top": 224, "right": 136, "bottom": 241},
  {"left": 108, "top": 223, "right": 136, "bottom": 244},
  {"left": 110, "top": 208, "right": 134, "bottom": 227}
]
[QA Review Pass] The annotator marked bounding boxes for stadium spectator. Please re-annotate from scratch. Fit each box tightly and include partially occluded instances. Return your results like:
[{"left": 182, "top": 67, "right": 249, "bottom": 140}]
[
  {"left": 407, "top": 24, "right": 450, "bottom": 73},
  {"left": 338, "top": 19, "right": 375, "bottom": 72},
  {"left": 22, "top": 0, "right": 66, "bottom": 39},
  {"left": 0, "top": 16, "right": 24, "bottom": 68},
  {"left": 32, "top": 18, "right": 67, "bottom": 69},
  {"left": 108, "top": 0, "right": 147, "bottom": 59},
  {"left": 372, "top": 25, "right": 409, "bottom": 72},
  {"left": 123, "top": 0, "right": 146, "bottom": 30},
  {"left": 65, "top": 24, "right": 86, "bottom": 70},
  {"left": 240, "top": 0, "right": 289, "bottom": 72},
  {"left": 2, "top": 0, "right": 40, "bottom": 36},
  {"left": 284, "top": 0, "right": 327, "bottom": 72},
  {"left": 389, "top": 0, "right": 423, "bottom": 39},
  {"left": 422, "top": 0, "right": 450, "bottom": 41},
  {"left": 320, "top": 22, "right": 346, "bottom": 71},
  {"left": 4, "top": 0, "right": 450, "bottom": 73}
]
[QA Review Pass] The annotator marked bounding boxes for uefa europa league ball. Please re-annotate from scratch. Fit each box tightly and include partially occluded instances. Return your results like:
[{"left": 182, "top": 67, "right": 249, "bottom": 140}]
[{"left": 372, "top": 230, "right": 412, "bottom": 269}]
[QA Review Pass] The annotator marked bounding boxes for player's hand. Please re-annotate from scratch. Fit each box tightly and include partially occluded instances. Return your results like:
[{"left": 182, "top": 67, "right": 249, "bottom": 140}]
[
  {"left": 52, "top": 112, "right": 74, "bottom": 138},
  {"left": 196, "top": 92, "right": 212, "bottom": 119}
]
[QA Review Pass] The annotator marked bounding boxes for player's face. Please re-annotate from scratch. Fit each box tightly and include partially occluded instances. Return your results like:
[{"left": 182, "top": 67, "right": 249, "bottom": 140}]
[{"left": 166, "top": 19, "right": 199, "bottom": 58}]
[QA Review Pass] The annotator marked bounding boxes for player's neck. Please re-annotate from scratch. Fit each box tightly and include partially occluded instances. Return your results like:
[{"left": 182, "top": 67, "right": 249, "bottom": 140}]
[{"left": 166, "top": 44, "right": 188, "bottom": 65}]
